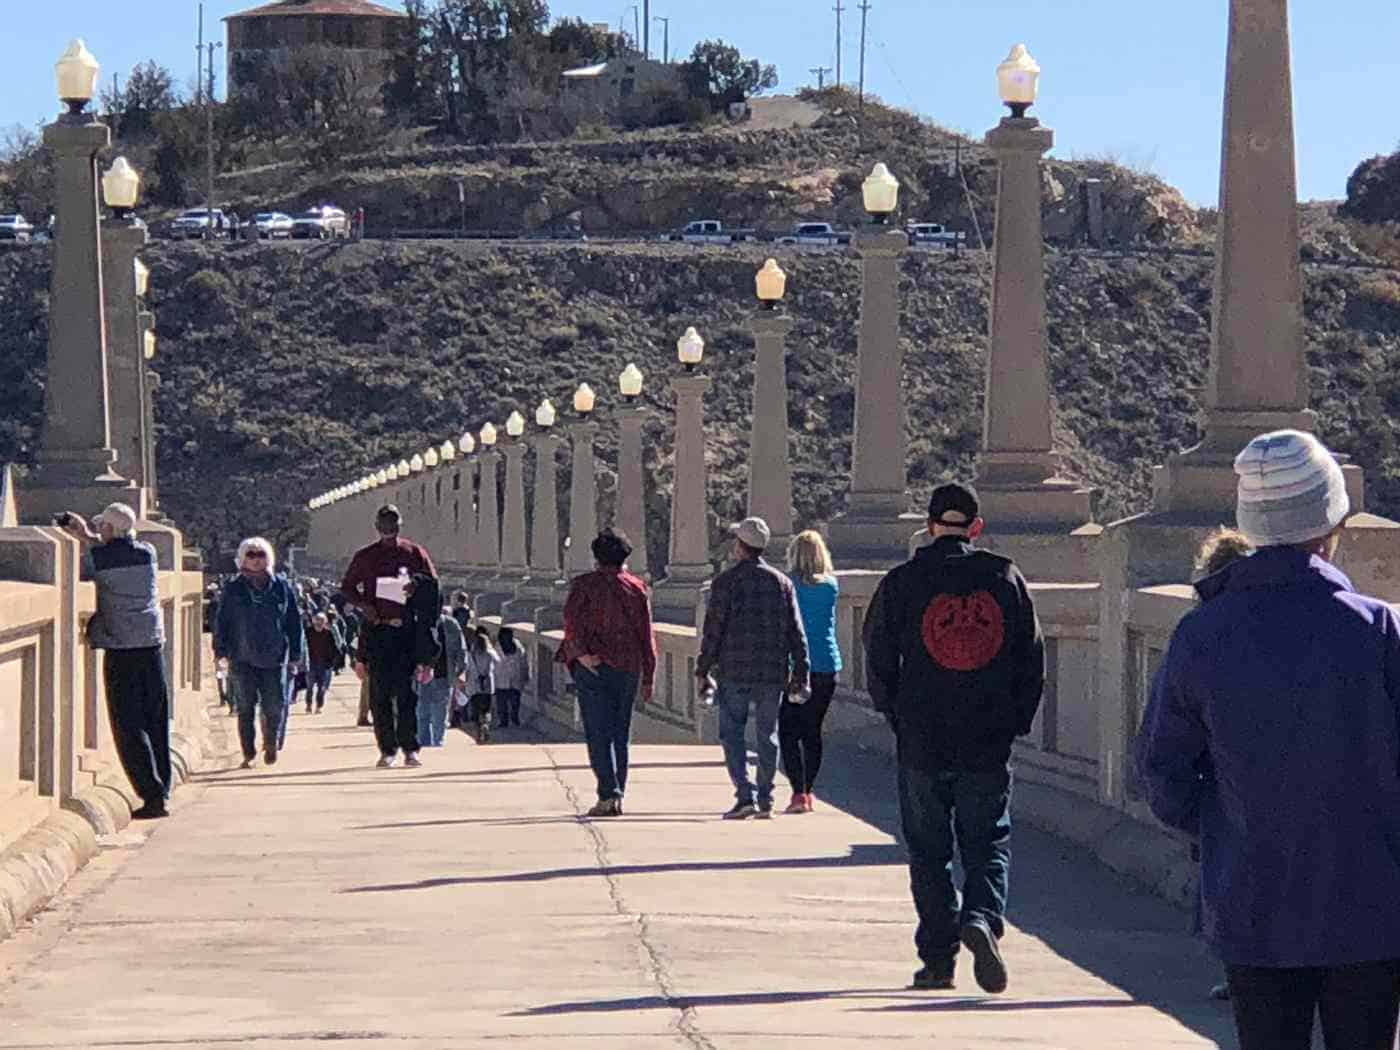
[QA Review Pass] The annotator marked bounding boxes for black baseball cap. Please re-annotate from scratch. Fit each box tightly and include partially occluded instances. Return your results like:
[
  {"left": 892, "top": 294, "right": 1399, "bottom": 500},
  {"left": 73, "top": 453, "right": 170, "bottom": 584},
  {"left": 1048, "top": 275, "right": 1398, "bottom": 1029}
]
[
  {"left": 376, "top": 504, "right": 401, "bottom": 521},
  {"left": 927, "top": 483, "right": 979, "bottom": 526}
]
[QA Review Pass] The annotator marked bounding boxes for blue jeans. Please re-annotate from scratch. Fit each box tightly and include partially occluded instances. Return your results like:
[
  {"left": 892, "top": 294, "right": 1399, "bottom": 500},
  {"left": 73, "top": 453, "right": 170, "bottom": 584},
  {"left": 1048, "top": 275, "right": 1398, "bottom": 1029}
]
[
  {"left": 232, "top": 663, "right": 286, "bottom": 761},
  {"left": 416, "top": 678, "right": 451, "bottom": 746},
  {"left": 897, "top": 763, "right": 1012, "bottom": 969},
  {"left": 573, "top": 665, "right": 639, "bottom": 801},
  {"left": 716, "top": 683, "right": 782, "bottom": 806},
  {"left": 309, "top": 664, "right": 333, "bottom": 709}
]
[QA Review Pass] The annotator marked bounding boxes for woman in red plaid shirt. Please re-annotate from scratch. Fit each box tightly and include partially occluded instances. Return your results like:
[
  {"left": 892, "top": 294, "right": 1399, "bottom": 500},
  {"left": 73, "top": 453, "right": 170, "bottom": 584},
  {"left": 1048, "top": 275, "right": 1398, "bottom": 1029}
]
[{"left": 556, "top": 529, "right": 657, "bottom": 818}]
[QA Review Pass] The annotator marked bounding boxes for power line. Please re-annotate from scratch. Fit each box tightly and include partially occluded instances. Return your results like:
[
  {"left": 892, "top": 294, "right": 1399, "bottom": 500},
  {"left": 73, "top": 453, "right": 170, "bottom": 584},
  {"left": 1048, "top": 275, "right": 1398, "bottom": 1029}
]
[{"left": 810, "top": 66, "right": 833, "bottom": 91}]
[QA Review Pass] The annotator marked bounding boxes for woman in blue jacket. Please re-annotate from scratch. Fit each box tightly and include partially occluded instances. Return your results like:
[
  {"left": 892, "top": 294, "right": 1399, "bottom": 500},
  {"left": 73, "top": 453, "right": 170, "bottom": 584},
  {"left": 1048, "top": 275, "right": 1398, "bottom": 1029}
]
[
  {"left": 781, "top": 531, "right": 843, "bottom": 814},
  {"left": 214, "top": 538, "right": 306, "bottom": 769}
]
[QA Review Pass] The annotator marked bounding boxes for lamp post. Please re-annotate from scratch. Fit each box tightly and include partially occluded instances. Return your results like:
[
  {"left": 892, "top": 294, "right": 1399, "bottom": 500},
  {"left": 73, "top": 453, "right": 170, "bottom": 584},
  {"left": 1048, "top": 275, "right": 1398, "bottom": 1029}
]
[
  {"left": 476, "top": 424, "right": 502, "bottom": 576},
  {"left": 100, "top": 155, "right": 150, "bottom": 502},
  {"left": 564, "top": 383, "right": 600, "bottom": 579},
  {"left": 25, "top": 40, "right": 140, "bottom": 521},
  {"left": 504, "top": 398, "right": 564, "bottom": 624},
  {"left": 976, "top": 45, "right": 1092, "bottom": 530},
  {"left": 826, "top": 161, "right": 915, "bottom": 567},
  {"left": 457, "top": 432, "right": 479, "bottom": 569},
  {"left": 501, "top": 410, "right": 530, "bottom": 582},
  {"left": 616, "top": 363, "right": 649, "bottom": 579},
  {"left": 653, "top": 328, "right": 712, "bottom": 625},
  {"left": 748, "top": 259, "right": 795, "bottom": 553}
]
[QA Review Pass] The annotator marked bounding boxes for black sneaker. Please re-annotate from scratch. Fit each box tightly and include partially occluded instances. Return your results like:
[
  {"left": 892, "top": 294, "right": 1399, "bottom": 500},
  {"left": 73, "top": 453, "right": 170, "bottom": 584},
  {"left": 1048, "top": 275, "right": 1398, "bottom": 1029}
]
[
  {"left": 911, "top": 966, "right": 956, "bottom": 990},
  {"left": 723, "top": 801, "right": 757, "bottom": 820},
  {"left": 131, "top": 801, "right": 169, "bottom": 820},
  {"left": 960, "top": 920, "right": 1008, "bottom": 994},
  {"left": 755, "top": 801, "right": 774, "bottom": 820}
]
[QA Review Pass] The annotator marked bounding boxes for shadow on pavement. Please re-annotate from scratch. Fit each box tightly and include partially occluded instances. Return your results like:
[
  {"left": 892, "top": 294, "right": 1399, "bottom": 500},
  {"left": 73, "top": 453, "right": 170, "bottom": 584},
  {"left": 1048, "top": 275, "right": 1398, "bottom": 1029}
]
[
  {"left": 513, "top": 988, "right": 1141, "bottom": 1017},
  {"left": 350, "top": 815, "right": 714, "bottom": 830},
  {"left": 814, "top": 736, "right": 1236, "bottom": 1045},
  {"left": 341, "top": 842, "right": 904, "bottom": 893}
]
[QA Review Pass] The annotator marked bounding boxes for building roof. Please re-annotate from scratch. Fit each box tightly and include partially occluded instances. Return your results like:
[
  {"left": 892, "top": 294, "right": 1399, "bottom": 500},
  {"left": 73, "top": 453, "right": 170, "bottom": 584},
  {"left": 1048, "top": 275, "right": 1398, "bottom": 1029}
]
[
  {"left": 226, "top": 0, "right": 407, "bottom": 19},
  {"left": 562, "top": 63, "right": 609, "bottom": 78}
]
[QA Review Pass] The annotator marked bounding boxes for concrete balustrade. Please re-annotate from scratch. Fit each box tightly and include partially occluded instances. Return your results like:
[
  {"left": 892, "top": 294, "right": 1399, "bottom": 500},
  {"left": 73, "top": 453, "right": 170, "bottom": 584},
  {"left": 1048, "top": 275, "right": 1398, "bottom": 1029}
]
[{"left": 0, "top": 525, "right": 217, "bottom": 940}]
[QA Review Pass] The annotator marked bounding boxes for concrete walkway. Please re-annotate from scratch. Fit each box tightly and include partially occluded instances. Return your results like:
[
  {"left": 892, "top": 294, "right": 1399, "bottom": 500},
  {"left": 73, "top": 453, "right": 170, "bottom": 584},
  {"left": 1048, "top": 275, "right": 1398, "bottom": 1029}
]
[{"left": 0, "top": 678, "right": 1237, "bottom": 1048}]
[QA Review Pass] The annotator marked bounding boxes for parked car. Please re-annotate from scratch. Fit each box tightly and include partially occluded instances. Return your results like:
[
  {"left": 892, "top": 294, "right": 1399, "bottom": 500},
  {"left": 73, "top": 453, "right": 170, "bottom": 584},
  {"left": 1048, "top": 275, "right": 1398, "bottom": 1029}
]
[
  {"left": 245, "top": 212, "right": 295, "bottom": 239},
  {"left": 907, "top": 222, "right": 967, "bottom": 250},
  {"left": 291, "top": 206, "right": 350, "bottom": 240},
  {"left": 169, "top": 208, "right": 237, "bottom": 240},
  {"left": 776, "top": 222, "right": 853, "bottom": 247},
  {"left": 0, "top": 214, "right": 34, "bottom": 243},
  {"left": 662, "top": 219, "right": 756, "bottom": 244}
]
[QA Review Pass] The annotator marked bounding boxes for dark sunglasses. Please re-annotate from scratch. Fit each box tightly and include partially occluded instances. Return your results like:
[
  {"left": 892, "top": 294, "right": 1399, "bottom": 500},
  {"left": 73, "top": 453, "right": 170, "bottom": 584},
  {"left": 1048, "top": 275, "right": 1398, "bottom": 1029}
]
[{"left": 245, "top": 551, "right": 269, "bottom": 560}]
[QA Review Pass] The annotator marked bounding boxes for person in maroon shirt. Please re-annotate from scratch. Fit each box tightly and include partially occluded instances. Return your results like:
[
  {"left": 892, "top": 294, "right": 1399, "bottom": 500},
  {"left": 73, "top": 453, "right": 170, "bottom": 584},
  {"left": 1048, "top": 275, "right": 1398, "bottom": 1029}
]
[
  {"left": 556, "top": 529, "right": 657, "bottom": 818},
  {"left": 339, "top": 505, "right": 438, "bottom": 768}
]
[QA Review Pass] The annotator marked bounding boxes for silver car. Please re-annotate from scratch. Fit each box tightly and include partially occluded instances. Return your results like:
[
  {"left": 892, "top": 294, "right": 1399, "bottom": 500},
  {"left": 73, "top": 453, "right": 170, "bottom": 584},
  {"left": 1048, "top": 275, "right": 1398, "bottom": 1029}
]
[
  {"left": 291, "top": 206, "right": 349, "bottom": 240},
  {"left": 247, "top": 212, "right": 295, "bottom": 239},
  {"left": 0, "top": 214, "right": 34, "bottom": 243}
]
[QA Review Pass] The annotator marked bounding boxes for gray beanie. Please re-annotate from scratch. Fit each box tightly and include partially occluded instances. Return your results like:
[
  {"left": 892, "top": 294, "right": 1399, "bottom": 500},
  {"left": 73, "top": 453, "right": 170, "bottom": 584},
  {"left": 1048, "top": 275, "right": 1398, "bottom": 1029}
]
[{"left": 1234, "top": 430, "right": 1349, "bottom": 546}]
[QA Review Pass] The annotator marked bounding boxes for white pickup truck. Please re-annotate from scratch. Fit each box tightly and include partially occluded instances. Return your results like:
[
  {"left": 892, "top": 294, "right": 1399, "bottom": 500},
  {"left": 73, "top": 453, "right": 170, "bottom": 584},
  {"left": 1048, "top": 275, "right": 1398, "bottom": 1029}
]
[
  {"left": 777, "top": 222, "right": 853, "bottom": 247},
  {"left": 907, "top": 222, "right": 967, "bottom": 249},
  {"left": 663, "top": 220, "right": 756, "bottom": 244}
]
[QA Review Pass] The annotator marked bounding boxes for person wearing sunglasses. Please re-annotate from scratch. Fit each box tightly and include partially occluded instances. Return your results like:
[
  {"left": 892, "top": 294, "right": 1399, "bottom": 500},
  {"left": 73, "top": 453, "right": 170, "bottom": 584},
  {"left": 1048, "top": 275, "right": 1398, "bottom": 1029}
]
[{"left": 215, "top": 538, "right": 306, "bottom": 769}]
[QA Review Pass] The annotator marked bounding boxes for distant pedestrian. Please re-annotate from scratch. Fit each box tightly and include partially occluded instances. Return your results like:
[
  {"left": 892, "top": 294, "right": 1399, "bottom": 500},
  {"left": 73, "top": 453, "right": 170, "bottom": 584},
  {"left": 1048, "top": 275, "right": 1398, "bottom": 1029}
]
[
  {"left": 450, "top": 591, "right": 473, "bottom": 633},
  {"left": 696, "top": 517, "right": 809, "bottom": 821},
  {"left": 1139, "top": 431, "right": 1400, "bottom": 1050},
  {"left": 59, "top": 504, "right": 171, "bottom": 819},
  {"left": 780, "top": 530, "right": 842, "bottom": 815},
  {"left": 215, "top": 538, "right": 306, "bottom": 769},
  {"left": 339, "top": 505, "right": 438, "bottom": 769},
  {"left": 494, "top": 627, "right": 530, "bottom": 728},
  {"left": 863, "top": 484, "right": 1044, "bottom": 993},
  {"left": 416, "top": 602, "right": 465, "bottom": 747},
  {"left": 463, "top": 627, "right": 501, "bottom": 744},
  {"left": 304, "top": 611, "right": 342, "bottom": 713},
  {"left": 557, "top": 529, "right": 656, "bottom": 817}
]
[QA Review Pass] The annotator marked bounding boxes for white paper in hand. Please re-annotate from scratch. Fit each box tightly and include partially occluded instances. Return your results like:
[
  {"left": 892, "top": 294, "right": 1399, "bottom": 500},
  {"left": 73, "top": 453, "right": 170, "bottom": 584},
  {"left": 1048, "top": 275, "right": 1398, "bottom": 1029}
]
[{"left": 375, "top": 574, "right": 409, "bottom": 606}]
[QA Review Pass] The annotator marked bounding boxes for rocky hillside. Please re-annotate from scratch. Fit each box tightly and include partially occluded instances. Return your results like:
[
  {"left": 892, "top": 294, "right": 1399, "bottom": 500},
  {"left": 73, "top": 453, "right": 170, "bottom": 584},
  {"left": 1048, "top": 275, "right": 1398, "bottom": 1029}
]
[{"left": 4, "top": 237, "right": 1400, "bottom": 570}]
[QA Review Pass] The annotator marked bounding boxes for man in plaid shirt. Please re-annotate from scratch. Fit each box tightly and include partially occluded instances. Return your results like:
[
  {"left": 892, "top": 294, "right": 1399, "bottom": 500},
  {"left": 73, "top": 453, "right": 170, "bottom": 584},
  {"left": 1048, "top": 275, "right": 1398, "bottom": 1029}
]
[{"left": 697, "top": 517, "right": 809, "bottom": 819}]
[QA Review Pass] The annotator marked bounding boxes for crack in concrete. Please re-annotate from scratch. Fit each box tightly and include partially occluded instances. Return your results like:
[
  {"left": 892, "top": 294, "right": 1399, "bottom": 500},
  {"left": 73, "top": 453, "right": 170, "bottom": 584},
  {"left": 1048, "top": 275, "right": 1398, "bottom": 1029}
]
[{"left": 541, "top": 745, "right": 718, "bottom": 1050}]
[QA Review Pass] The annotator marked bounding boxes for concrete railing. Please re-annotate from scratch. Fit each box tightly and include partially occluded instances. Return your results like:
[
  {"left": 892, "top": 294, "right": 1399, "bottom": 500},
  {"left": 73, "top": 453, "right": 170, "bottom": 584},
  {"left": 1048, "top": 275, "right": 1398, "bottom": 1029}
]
[{"left": 0, "top": 525, "right": 219, "bottom": 940}]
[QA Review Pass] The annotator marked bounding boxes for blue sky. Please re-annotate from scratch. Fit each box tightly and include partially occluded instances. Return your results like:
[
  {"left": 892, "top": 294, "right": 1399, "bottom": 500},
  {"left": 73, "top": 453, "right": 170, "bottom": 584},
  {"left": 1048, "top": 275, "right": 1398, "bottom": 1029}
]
[{"left": 1, "top": 1, "right": 1394, "bottom": 205}]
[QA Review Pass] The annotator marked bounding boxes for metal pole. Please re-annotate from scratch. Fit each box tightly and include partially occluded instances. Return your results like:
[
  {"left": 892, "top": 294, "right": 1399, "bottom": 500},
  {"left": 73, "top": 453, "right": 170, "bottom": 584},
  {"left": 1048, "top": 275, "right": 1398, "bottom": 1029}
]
[
  {"left": 196, "top": 2, "right": 204, "bottom": 107},
  {"left": 654, "top": 17, "right": 670, "bottom": 63},
  {"left": 643, "top": 0, "right": 650, "bottom": 59},
  {"left": 834, "top": 0, "right": 844, "bottom": 87},
  {"left": 810, "top": 66, "right": 831, "bottom": 90},
  {"left": 858, "top": 0, "right": 870, "bottom": 110},
  {"left": 633, "top": 6, "right": 641, "bottom": 55},
  {"left": 206, "top": 42, "right": 218, "bottom": 232}
]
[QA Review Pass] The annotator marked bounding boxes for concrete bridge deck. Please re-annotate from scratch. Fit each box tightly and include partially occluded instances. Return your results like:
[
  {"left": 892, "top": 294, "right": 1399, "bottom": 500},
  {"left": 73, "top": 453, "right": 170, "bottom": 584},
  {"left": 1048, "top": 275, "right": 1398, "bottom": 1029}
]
[{"left": 0, "top": 679, "right": 1235, "bottom": 1049}]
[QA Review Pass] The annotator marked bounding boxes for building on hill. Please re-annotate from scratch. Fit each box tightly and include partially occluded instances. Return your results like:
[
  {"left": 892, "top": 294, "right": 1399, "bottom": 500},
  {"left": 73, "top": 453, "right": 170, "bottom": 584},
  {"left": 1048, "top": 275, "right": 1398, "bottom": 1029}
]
[
  {"left": 225, "top": 0, "right": 409, "bottom": 100},
  {"left": 561, "top": 57, "right": 680, "bottom": 118}
]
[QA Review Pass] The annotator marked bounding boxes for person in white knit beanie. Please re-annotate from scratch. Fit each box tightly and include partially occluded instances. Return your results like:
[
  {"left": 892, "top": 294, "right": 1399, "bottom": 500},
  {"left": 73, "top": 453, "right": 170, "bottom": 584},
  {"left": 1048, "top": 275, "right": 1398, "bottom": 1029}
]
[
  {"left": 1138, "top": 428, "right": 1400, "bottom": 1050},
  {"left": 1233, "top": 429, "right": 1350, "bottom": 550}
]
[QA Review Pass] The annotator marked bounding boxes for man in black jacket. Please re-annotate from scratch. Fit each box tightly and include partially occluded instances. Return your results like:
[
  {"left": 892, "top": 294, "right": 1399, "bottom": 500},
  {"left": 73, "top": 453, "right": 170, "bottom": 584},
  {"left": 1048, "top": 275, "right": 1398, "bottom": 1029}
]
[{"left": 863, "top": 483, "right": 1044, "bottom": 994}]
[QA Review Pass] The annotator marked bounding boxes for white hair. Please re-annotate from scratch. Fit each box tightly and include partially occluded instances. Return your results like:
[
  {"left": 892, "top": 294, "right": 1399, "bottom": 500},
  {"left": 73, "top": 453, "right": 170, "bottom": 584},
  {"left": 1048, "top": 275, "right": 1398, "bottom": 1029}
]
[
  {"left": 98, "top": 502, "right": 138, "bottom": 539},
  {"left": 236, "top": 536, "right": 277, "bottom": 572}
]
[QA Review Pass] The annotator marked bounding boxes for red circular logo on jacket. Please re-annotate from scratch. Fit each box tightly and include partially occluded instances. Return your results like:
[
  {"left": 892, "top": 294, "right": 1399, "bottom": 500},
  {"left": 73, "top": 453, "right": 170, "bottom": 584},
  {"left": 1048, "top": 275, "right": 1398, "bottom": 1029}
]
[{"left": 922, "top": 592, "right": 1005, "bottom": 671}]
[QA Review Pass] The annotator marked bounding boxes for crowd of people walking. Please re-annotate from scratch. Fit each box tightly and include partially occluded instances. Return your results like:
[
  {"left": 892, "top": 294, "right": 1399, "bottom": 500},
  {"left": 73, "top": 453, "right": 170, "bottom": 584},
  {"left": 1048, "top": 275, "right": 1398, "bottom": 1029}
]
[{"left": 67, "top": 426, "right": 1400, "bottom": 1045}]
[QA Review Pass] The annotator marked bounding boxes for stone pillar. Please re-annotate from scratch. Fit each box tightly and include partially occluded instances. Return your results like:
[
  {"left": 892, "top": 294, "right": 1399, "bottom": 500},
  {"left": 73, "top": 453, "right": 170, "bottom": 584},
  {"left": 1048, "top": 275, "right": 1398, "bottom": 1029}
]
[
  {"left": 747, "top": 312, "right": 795, "bottom": 553},
  {"left": 973, "top": 115, "right": 1094, "bottom": 580},
  {"left": 143, "top": 367, "right": 161, "bottom": 515},
  {"left": 652, "top": 375, "right": 711, "bottom": 625},
  {"left": 22, "top": 114, "right": 140, "bottom": 522},
  {"left": 1154, "top": 0, "right": 1344, "bottom": 512},
  {"left": 503, "top": 432, "right": 563, "bottom": 624},
  {"left": 500, "top": 440, "right": 529, "bottom": 575},
  {"left": 476, "top": 451, "right": 502, "bottom": 571},
  {"left": 616, "top": 406, "right": 649, "bottom": 579},
  {"left": 136, "top": 312, "right": 157, "bottom": 498},
  {"left": 825, "top": 227, "right": 916, "bottom": 567},
  {"left": 100, "top": 221, "right": 147, "bottom": 490},
  {"left": 564, "top": 420, "right": 600, "bottom": 578},
  {"left": 459, "top": 458, "right": 480, "bottom": 568}
]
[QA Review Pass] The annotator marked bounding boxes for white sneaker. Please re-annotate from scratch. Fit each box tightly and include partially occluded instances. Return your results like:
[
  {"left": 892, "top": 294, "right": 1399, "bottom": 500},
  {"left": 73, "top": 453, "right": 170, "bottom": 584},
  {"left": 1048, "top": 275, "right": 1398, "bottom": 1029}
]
[
  {"left": 376, "top": 754, "right": 397, "bottom": 769},
  {"left": 404, "top": 753, "right": 422, "bottom": 768}
]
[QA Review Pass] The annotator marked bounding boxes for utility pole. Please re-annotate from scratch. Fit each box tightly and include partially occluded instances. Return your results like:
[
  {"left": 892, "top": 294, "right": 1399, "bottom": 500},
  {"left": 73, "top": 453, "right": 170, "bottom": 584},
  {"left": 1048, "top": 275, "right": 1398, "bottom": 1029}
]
[
  {"left": 653, "top": 16, "right": 670, "bottom": 63},
  {"left": 643, "top": 0, "right": 650, "bottom": 60},
  {"left": 195, "top": 2, "right": 204, "bottom": 107},
  {"left": 810, "top": 66, "right": 832, "bottom": 90},
  {"left": 858, "top": 0, "right": 871, "bottom": 112},
  {"left": 833, "top": 0, "right": 844, "bottom": 88},
  {"left": 205, "top": 40, "right": 222, "bottom": 237}
]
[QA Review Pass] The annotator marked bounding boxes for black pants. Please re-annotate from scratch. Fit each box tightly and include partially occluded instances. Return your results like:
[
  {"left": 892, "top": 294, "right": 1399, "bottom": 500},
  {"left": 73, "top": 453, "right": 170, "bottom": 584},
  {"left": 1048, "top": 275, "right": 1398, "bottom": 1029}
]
[
  {"left": 496, "top": 689, "right": 522, "bottom": 727},
  {"left": 366, "top": 624, "right": 418, "bottom": 757},
  {"left": 1227, "top": 961, "right": 1400, "bottom": 1050},
  {"left": 103, "top": 647, "right": 172, "bottom": 806},
  {"left": 779, "top": 672, "right": 837, "bottom": 792}
]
